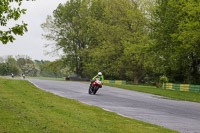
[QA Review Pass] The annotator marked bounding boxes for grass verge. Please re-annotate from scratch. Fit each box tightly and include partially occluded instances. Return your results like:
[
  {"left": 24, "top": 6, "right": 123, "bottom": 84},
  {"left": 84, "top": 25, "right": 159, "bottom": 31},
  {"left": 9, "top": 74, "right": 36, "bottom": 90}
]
[
  {"left": 0, "top": 78, "right": 178, "bottom": 133},
  {"left": 104, "top": 83, "right": 200, "bottom": 103},
  {"left": 26, "top": 76, "right": 65, "bottom": 81}
]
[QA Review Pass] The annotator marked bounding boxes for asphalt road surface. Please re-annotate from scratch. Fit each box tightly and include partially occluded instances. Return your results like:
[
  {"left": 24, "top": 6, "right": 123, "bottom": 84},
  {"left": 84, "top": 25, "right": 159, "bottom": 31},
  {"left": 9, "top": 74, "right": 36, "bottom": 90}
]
[{"left": 28, "top": 79, "right": 200, "bottom": 133}]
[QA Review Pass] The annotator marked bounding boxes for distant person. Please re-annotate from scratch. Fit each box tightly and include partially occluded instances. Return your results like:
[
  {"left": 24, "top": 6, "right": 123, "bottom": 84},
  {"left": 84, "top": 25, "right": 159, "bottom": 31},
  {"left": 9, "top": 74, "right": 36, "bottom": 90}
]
[
  {"left": 11, "top": 73, "right": 13, "bottom": 78},
  {"left": 22, "top": 73, "right": 25, "bottom": 79}
]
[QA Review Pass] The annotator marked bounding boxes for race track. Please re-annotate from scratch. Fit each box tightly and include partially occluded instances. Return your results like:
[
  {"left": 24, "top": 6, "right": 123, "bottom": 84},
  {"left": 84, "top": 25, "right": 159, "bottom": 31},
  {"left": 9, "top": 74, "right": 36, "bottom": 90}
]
[{"left": 28, "top": 79, "right": 200, "bottom": 133}]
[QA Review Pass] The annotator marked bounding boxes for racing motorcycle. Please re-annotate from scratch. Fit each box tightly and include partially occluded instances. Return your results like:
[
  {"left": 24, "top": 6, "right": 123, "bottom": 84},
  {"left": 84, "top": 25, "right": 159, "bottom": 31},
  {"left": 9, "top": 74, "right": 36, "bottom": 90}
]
[
  {"left": 11, "top": 73, "right": 14, "bottom": 78},
  {"left": 88, "top": 78, "right": 102, "bottom": 95},
  {"left": 22, "top": 74, "right": 25, "bottom": 79}
]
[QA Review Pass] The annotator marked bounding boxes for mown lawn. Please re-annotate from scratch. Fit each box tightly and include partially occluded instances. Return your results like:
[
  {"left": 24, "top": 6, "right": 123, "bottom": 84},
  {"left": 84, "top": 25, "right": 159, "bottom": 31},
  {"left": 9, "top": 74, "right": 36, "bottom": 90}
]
[
  {"left": 104, "top": 83, "right": 200, "bottom": 103},
  {"left": 0, "top": 79, "right": 178, "bottom": 133},
  {"left": 26, "top": 76, "right": 65, "bottom": 81}
]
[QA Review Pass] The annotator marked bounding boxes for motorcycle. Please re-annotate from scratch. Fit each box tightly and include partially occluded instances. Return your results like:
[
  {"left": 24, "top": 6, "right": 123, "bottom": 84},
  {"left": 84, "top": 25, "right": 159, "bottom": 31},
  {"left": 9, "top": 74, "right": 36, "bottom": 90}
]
[{"left": 88, "top": 78, "right": 102, "bottom": 95}]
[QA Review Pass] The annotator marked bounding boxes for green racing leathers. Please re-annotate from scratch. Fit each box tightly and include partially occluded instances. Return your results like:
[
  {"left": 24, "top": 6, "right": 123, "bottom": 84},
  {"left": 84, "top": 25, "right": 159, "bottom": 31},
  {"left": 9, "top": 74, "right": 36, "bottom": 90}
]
[{"left": 92, "top": 75, "right": 104, "bottom": 84}]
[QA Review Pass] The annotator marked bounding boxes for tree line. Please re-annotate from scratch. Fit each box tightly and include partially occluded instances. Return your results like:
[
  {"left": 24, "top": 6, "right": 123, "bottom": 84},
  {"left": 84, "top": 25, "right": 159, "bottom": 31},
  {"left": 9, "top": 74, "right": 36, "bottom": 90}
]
[
  {"left": 1, "top": 0, "right": 199, "bottom": 85},
  {"left": 0, "top": 55, "right": 65, "bottom": 78},
  {"left": 41, "top": 0, "right": 200, "bottom": 86}
]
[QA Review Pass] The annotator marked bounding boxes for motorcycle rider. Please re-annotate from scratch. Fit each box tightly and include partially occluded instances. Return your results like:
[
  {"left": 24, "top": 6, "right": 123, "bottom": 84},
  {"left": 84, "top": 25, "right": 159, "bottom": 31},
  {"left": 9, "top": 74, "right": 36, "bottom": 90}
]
[
  {"left": 90, "top": 72, "right": 104, "bottom": 88},
  {"left": 11, "top": 73, "right": 14, "bottom": 78},
  {"left": 22, "top": 73, "right": 25, "bottom": 79}
]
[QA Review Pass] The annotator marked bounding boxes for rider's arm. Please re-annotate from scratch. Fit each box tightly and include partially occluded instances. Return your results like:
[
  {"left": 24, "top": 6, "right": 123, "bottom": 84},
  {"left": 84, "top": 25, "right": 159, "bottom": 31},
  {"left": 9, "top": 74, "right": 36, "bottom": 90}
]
[
  {"left": 101, "top": 75, "right": 104, "bottom": 84},
  {"left": 92, "top": 75, "right": 98, "bottom": 80}
]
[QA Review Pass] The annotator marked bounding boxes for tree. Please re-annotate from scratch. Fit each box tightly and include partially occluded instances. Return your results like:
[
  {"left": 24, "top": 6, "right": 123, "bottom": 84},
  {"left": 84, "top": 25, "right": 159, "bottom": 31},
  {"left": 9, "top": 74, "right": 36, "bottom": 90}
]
[
  {"left": 46, "top": 60, "right": 65, "bottom": 78},
  {"left": 21, "top": 63, "right": 39, "bottom": 77},
  {"left": 16, "top": 56, "right": 40, "bottom": 76},
  {"left": 16, "top": 55, "right": 33, "bottom": 69},
  {"left": 169, "top": 0, "right": 200, "bottom": 84},
  {"left": 151, "top": 0, "right": 200, "bottom": 84},
  {"left": 0, "top": 63, "right": 9, "bottom": 76},
  {"left": 41, "top": 0, "right": 89, "bottom": 77},
  {"left": 42, "top": 0, "right": 152, "bottom": 83},
  {"left": 83, "top": 0, "right": 150, "bottom": 83},
  {"left": 0, "top": 0, "right": 34, "bottom": 44},
  {"left": 6, "top": 56, "right": 22, "bottom": 75}
]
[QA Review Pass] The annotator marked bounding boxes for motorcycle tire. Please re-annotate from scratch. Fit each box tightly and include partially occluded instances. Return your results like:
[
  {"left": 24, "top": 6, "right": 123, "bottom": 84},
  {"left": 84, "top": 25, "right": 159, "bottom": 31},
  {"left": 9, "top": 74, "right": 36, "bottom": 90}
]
[
  {"left": 88, "top": 86, "right": 92, "bottom": 94},
  {"left": 93, "top": 86, "right": 99, "bottom": 95}
]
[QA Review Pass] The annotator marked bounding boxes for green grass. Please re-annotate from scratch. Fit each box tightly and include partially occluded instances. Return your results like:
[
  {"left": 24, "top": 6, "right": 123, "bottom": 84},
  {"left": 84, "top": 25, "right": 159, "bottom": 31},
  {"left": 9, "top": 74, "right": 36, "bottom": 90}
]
[
  {"left": 26, "top": 76, "right": 65, "bottom": 81},
  {"left": 0, "top": 79, "right": 178, "bottom": 133},
  {"left": 0, "top": 76, "right": 6, "bottom": 79},
  {"left": 104, "top": 83, "right": 200, "bottom": 103},
  {"left": 1, "top": 76, "right": 65, "bottom": 81}
]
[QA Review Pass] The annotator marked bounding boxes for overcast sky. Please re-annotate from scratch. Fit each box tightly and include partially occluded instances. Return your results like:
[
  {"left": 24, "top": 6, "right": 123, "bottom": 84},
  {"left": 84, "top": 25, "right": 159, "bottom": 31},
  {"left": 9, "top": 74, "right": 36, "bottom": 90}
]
[{"left": 0, "top": 0, "right": 68, "bottom": 61}]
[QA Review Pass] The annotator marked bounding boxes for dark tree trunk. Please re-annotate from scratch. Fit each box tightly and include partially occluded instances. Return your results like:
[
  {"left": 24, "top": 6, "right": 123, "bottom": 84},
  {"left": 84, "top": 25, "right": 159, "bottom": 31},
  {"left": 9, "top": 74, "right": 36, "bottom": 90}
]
[
  {"left": 133, "top": 76, "right": 139, "bottom": 84},
  {"left": 133, "top": 73, "right": 144, "bottom": 85}
]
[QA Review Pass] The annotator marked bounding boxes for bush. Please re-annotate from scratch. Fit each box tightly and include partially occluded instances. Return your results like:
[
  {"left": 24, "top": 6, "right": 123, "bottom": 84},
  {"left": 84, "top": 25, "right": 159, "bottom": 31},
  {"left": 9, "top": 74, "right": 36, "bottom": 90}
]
[{"left": 160, "top": 75, "right": 168, "bottom": 83}]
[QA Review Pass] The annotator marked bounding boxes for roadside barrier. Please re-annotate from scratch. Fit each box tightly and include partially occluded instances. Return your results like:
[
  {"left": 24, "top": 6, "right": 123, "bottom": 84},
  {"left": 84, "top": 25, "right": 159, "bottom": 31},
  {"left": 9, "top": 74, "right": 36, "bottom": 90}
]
[
  {"left": 104, "top": 80, "right": 126, "bottom": 85},
  {"left": 163, "top": 83, "right": 200, "bottom": 92},
  {"left": 64, "top": 77, "right": 89, "bottom": 81}
]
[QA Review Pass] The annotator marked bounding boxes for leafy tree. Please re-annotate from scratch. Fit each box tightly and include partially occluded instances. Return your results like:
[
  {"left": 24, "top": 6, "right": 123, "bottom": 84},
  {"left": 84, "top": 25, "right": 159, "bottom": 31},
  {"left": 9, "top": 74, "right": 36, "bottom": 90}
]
[
  {"left": 42, "top": 0, "right": 152, "bottom": 83},
  {"left": 36, "top": 60, "right": 53, "bottom": 77},
  {"left": 41, "top": 0, "right": 89, "bottom": 77},
  {"left": 0, "top": 63, "right": 9, "bottom": 75},
  {"left": 6, "top": 56, "right": 21, "bottom": 75},
  {"left": 16, "top": 55, "right": 33, "bottom": 68},
  {"left": 35, "top": 60, "right": 64, "bottom": 78},
  {"left": 46, "top": 60, "right": 65, "bottom": 78},
  {"left": 0, "top": 0, "right": 34, "bottom": 44},
  {"left": 83, "top": 0, "right": 150, "bottom": 83},
  {"left": 15, "top": 55, "right": 40, "bottom": 76},
  {"left": 151, "top": 0, "right": 200, "bottom": 84},
  {"left": 21, "top": 63, "right": 39, "bottom": 76}
]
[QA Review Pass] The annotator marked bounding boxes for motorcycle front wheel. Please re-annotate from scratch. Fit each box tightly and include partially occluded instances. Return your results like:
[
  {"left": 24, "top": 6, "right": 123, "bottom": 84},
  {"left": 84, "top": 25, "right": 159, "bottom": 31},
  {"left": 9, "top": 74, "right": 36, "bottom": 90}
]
[
  {"left": 93, "top": 86, "right": 99, "bottom": 95},
  {"left": 88, "top": 86, "right": 92, "bottom": 94}
]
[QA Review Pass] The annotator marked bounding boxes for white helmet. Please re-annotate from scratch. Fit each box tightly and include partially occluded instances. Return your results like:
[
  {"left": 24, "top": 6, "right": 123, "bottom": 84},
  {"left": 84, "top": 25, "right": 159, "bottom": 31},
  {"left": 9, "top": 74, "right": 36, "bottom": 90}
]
[{"left": 98, "top": 72, "right": 102, "bottom": 76}]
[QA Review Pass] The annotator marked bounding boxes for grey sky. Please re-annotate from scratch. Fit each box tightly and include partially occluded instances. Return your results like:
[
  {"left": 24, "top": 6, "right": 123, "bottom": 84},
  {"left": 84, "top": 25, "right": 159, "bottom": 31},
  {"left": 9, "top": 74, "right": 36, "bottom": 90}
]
[{"left": 0, "top": 0, "right": 67, "bottom": 61}]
